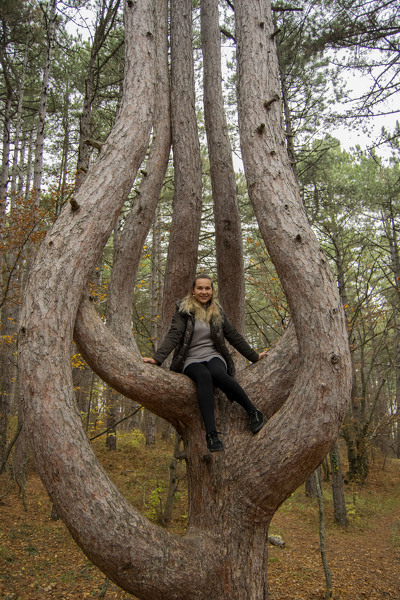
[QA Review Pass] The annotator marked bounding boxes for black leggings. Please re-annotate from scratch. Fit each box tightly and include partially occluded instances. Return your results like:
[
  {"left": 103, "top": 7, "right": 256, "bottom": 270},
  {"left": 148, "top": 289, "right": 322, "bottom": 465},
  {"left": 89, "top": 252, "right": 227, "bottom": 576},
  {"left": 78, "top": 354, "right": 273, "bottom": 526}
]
[{"left": 184, "top": 357, "right": 256, "bottom": 434}]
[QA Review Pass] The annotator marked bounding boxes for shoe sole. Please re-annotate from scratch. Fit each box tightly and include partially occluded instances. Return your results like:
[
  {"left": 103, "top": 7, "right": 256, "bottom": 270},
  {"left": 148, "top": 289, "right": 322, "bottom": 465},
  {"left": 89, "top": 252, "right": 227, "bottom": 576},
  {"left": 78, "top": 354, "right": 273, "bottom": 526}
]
[{"left": 251, "top": 418, "right": 266, "bottom": 434}]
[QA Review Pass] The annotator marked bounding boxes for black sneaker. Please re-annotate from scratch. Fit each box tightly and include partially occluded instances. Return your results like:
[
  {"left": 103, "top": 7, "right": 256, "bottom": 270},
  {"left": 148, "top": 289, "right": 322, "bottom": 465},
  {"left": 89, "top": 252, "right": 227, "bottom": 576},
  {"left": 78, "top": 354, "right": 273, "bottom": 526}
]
[
  {"left": 249, "top": 410, "right": 265, "bottom": 434},
  {"left": 206, "top": 431, "right": 224, "bottom": 452}
]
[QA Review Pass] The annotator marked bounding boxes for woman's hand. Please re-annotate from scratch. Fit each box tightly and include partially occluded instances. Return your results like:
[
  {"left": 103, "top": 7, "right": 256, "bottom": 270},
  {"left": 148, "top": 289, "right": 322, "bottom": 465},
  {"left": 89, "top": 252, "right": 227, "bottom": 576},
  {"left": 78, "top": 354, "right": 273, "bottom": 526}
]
[
  {"left": 142, "top": 357, "right": 159, "bottom": 365},
  {"left": 258, "top": 350, "right": 269, "bottom": 360}
]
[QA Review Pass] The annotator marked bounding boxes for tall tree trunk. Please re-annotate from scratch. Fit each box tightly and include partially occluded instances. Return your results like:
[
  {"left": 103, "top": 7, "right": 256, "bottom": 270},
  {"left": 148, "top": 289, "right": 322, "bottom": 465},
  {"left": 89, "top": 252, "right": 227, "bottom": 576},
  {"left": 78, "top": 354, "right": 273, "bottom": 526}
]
[
  {"left": 381, "top": 198, "right": 400, "bottom": 457},
  {"left": 314, "top": 467, "right": 333, "bottom": 599},
  {"left": 105, "top": 0, "right": 170, "bottom": 348},
  {"left": 150, "top": 206, "right": 163, "bottom": 348},
  {"left": 104, "top": 0, "right": 170, "bottom": 447},
  {"left": 32, "top": 0, "right": 57, "bottom": 199},
  {"left": 329, "top": 442, "right": 348, "bottom": 527},
  {"left": 10, "top": 39, "right": 29, "bottom": 205},
  {"left": 56, "top": 86, "right": 70, "bottom": 215},
  {"left": 0, "top": 87, "right": 12, "bottom": 464},
  {"left": 161, "top": 0, "right": 202, "bottom": 332},
  {"left": 201, "top": 0, "right": 245, "bottom": 332},
  {"left": 0, "top": 88, "right": 11, "bottom": 240},
  {"left": 24, "top": 128, "right": 34, "bottom": 202}
]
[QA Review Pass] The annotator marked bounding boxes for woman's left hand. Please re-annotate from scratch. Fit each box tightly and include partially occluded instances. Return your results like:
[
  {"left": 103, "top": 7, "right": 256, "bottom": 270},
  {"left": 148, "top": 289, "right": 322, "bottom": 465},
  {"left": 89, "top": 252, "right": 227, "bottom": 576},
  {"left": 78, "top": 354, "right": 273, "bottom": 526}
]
[{"left": 258, "top": 350, "right": 269, "bottom": 360}]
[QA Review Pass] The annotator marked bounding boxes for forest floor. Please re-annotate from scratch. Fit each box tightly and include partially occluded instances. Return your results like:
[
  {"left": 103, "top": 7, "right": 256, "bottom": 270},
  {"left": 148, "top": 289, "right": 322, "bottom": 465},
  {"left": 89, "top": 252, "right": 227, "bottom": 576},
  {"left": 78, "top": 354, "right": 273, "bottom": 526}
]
[{"left": 0, "top": 432, "right": 399, "bottom": 600}]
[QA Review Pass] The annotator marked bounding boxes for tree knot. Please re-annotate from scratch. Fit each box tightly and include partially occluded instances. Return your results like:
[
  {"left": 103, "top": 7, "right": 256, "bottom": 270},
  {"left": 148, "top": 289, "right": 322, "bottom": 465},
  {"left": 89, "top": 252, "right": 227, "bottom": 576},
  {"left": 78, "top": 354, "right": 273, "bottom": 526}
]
[
  {"left": 264, "top": 94, "right": 280, "bottom": 110},
  {"left": 330, "top": 353, "right": 340, "bottom": 366},
  {"left": 70, "top": 198, "right": 80, "bottom": 212}
]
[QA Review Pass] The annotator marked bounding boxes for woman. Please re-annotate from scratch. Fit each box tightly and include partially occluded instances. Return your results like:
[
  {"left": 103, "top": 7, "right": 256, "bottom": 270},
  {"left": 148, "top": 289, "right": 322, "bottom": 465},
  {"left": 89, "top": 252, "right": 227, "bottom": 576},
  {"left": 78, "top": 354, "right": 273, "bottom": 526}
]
[{"left": 143, "top": 273, "right": 268, "bottom": 452}]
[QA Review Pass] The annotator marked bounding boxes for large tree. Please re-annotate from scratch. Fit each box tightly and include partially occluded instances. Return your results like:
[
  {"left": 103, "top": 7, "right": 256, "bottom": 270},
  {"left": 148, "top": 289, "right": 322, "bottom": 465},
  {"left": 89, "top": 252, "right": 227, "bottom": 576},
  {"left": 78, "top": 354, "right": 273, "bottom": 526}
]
[{"left": 18, "top": 0, "right": 352, "bottom": 598}]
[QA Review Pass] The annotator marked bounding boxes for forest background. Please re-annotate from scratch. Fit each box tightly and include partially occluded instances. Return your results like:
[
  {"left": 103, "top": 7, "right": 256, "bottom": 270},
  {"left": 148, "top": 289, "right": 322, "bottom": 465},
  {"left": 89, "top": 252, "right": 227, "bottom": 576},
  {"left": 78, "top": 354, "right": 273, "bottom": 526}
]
[{"left": 0, "top": 0, "right": 400, "bottom": 598}]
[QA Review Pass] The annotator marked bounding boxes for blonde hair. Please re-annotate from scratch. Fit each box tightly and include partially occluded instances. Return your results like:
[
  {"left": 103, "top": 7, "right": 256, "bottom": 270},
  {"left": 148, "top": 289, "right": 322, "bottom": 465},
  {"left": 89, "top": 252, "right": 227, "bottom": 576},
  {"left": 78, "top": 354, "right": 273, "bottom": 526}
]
[{"left": 179, "top": 273, "right": 223, "bottom": 324}]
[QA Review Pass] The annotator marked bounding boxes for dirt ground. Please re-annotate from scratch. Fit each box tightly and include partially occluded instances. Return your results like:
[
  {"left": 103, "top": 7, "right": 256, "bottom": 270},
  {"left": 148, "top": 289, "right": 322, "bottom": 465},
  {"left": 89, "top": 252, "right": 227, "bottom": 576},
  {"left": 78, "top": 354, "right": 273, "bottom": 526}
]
[{"left": 1, "top": 437, "right": 399, "bottom": 600}]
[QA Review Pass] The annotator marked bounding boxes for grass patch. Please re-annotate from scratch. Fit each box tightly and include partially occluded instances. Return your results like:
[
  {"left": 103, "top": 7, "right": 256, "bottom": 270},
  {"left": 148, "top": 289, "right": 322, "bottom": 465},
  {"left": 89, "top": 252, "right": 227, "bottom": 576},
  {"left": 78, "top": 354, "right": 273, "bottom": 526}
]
[{"left": 0, "top": 546, "right": 16, "bottom": 563}]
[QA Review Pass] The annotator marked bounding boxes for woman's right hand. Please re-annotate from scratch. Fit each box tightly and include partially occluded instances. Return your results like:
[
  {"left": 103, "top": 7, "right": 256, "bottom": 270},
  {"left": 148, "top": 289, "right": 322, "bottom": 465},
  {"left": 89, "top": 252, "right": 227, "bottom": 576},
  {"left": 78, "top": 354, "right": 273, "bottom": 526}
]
[{"left": 142, "top": 357, "right": 159, "bottom": 364}]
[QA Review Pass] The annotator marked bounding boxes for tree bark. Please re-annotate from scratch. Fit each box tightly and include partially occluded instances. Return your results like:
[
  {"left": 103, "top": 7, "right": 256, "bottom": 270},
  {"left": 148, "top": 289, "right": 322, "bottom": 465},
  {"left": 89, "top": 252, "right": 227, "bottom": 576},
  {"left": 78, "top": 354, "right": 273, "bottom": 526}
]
[
  {"left": 32, "top": 0, "right": 57, "bottom": 199},
  {"left": 201, "top": 0, "right": 246, "bottom": 332},
  {"left": 0, "top": 86, "right": 11, "bottom": 238},
  {"left": 19, "top": 1, "right": 160, "bottom": 594},
  {"left": 329, "top": 442, "right": 348, "bottom": 527},
  {"left": 10, "top": 39, "right": 29, "bottom": 205},
  {"left": 105, "top": 0, "right": 170, "bottom": 349},
  {"left": 103, "top": 0, "right": 170, "bottom": 447},
  {"left": 160, "top": 0, "right": 202, "bottom": 332},
  {"left": 235, "top": 0, "right": 352, "bottom": 490}
]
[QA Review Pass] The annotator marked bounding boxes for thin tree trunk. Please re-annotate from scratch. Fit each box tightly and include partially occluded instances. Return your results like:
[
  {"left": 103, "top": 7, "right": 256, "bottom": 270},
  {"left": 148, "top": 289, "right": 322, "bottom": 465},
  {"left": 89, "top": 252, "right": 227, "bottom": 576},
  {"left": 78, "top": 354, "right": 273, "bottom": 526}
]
[
  {"left": 329, "top": 442, "right": 348, "bottom": 527},
  {"left": 10, "top": 39, "right": 29, "bottom": 204},
  {"left": 24, "top": 128, "right": 34, "bottom": 201},
  {"left": 314, "top": 467, "right": 333, "bottom": 598},
  {"left": 0, "top": 82, "right": 17, "bottom": 462},
  {"left": 17, "top": 132, "right": 26, "bottom": 196},
  {"left": 32, "top": 0, "right": 57, "bottom": 199},
  {"left": 150, "top": 206, "right": 163, "bottom": 348},
  {"left": 105, "top": 0, "right": 170, "bottom": 348},
  {"left": 144, "top": 409, "right": 156, "bottom": 446},
  {"left": 56, "top": 86, "right": 70, "bottom": 215},
  {"left": 0, "top": 89, "right": 11, "bottom": 236}
]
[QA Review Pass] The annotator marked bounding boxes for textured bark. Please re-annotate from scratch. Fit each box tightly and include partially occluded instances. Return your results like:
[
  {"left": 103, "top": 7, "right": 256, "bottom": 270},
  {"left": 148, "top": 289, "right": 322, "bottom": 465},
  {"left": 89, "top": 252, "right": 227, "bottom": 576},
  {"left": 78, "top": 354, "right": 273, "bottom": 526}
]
[
  {"left": 19, "top": 1, "right": 160, "bottom": 596},
  {"left": 105, "top": 0, "right": 170, "bottom": 349},
  {"left": 201, "top": 0, "right": 246, "bottom": 332},
  {"left": 18, "top": 0, "right": 352, "bottom": 598},
  {"left": 102, "top": 0, "right": 170, "bottom": 447},
  {"left": 32, "top": 0, "right": 57, "bottom": 198},
  {"left": 23, "top": 127, "right": 34, "bottom": 202},
  {"left": 160, "top": 0, "right": 202, "bottom": 332},
  {"left": 10, "top": 40, "right": 29, "bottom": 204},
  {"left": 329, "top": 442, "right": 348, "bottom": 527},
  {"left": 381, "top": 199, "right": 400, "bottom": 458},
  {"left": 0, "top": 86, "right": 11, "bottom": 233},
  {"left": 236, "top": 0, "right": 352, "bottom": 494}
]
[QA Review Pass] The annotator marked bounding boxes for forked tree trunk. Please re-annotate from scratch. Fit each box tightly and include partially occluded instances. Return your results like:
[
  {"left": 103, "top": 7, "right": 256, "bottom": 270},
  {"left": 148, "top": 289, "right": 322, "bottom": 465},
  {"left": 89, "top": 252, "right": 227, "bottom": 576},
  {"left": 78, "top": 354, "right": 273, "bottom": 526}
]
[{"left": 19, "top": 1, "right": 351, "bottom": 599}]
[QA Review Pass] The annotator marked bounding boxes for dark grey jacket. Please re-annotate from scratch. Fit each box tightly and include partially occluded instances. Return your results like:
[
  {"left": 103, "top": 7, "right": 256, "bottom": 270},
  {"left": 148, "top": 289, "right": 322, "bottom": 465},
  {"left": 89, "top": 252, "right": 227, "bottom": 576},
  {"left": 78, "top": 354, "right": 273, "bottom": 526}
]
[{"left": 153, "top": 303, "right": 259, "bottom": 376}]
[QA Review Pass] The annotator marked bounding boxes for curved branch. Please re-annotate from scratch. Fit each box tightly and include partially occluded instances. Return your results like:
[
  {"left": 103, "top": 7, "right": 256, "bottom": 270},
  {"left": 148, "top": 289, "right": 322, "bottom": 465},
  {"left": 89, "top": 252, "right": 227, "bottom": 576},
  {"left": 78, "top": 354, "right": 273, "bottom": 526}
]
[
  {"left": 74, "top": 296, "right": 197, "bottom": 429},
  {"left": 74, "top": 296, "right": 300, "bottom": 425},
  {"left": 105, "top": 0, "right": 171, "bottom": 348},
  {"left": 235, "top": 0, "right": 352, "bottom": 508}
]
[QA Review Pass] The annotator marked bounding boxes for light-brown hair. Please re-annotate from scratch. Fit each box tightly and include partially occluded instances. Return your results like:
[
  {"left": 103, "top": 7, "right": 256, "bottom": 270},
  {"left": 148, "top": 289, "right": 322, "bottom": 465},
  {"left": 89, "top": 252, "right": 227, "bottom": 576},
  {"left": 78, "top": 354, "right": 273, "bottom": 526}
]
[{"left": 179, "top": 273, "right": 222, "bottom": 323}]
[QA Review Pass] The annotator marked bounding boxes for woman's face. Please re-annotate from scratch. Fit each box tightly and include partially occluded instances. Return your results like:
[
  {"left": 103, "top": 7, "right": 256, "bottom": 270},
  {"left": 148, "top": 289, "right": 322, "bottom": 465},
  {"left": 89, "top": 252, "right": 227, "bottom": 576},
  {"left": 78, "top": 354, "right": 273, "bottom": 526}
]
[{"left": 193, "top": 278, "right": 213, "bottom": 305}]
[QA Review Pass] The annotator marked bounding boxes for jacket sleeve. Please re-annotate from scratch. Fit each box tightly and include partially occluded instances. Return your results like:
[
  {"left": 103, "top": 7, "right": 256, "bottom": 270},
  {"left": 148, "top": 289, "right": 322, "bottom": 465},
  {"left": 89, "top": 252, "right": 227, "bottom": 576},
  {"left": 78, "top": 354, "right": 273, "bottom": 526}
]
[
  {"left": 152, "top": 308, "right": 186, "bottom": 365},
  {"left": 222, "top": 316, "right": 259, "bottom": 363}
]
